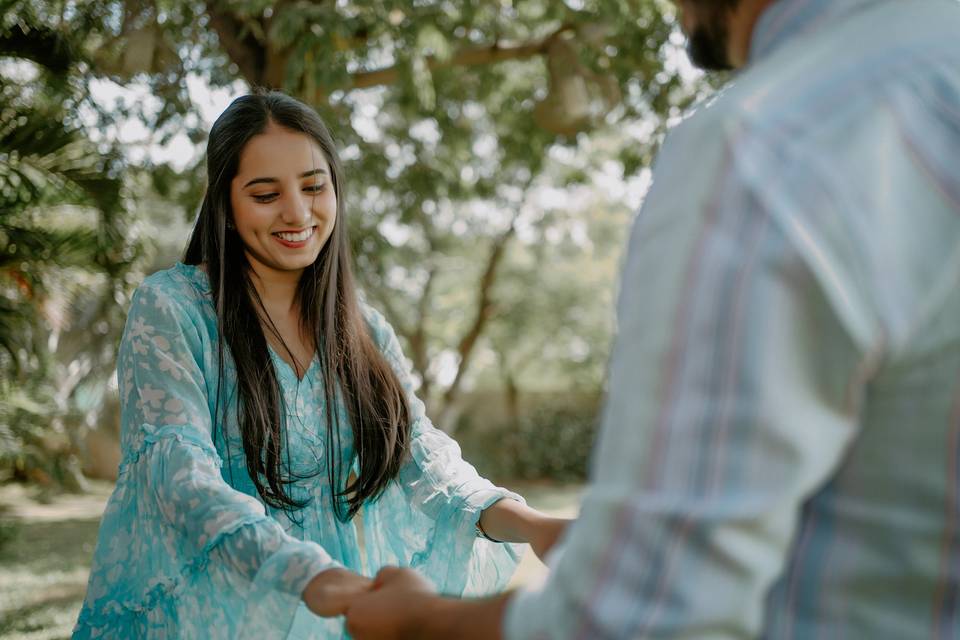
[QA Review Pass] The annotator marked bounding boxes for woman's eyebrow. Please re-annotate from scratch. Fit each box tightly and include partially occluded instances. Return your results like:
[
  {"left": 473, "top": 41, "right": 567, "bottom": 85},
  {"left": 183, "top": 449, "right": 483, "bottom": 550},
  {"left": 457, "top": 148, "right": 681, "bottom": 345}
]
[{"left": 243, "top": 168, "right": 327, "bottom": 188}]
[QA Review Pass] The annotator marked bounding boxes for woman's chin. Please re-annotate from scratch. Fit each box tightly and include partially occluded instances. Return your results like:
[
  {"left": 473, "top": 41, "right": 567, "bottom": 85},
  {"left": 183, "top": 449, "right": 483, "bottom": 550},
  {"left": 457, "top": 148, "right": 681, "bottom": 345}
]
[
  {"left": 276, "top": 254, "right": 319, "bottom": 272},
  {"left": 257, "top": 250, "right": 321, "bottom": 274},
  {"left": 243, "top": 237, "right": 324, "bottom": 275}
]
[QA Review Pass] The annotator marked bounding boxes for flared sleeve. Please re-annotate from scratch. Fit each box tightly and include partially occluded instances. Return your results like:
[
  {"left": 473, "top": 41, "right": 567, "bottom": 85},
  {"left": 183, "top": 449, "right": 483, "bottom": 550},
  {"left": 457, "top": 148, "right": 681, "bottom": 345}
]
[
  {"left": 74, "top": 278, "right": 337, "bottom": 639},
  {"left": 359, "top": 304, "right": 524, "bottom": 597}
]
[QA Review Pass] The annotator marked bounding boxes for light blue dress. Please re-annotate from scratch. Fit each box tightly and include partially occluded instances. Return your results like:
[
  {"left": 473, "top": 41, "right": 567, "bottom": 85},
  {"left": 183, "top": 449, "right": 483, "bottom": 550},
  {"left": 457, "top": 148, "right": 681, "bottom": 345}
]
[{"left": 73, "top": 262, "right": 523, "bottom": 639}]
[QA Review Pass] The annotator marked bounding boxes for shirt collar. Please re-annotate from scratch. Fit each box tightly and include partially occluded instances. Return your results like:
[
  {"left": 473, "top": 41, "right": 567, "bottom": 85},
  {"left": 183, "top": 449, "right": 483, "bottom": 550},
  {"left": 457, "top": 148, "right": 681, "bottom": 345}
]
[{"left": 748, "top": 0, "right": 884, "bottom": 63}]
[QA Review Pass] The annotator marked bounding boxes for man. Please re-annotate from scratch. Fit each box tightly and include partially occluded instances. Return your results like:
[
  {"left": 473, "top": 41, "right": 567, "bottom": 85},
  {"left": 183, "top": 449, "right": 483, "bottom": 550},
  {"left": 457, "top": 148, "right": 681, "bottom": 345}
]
[{"left": 345, "top": 0, "right": 960, "bottom": 637}]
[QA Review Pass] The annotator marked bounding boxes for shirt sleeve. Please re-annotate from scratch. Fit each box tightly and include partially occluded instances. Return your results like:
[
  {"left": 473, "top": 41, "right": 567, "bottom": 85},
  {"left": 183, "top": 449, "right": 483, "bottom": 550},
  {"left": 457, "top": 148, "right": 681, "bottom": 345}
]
[
  {"left": 504, "top": 126, "right": 881, "bottom": 638},
  {"left": 358, "top": 305, "right": 525, "bottom": 597},
  {"left": 76, "top": 280, "right": 337, "bottom": 639}
]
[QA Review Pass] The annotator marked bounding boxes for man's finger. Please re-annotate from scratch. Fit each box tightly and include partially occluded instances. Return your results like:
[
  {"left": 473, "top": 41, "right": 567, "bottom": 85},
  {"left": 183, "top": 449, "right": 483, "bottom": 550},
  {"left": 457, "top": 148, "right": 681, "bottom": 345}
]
[{"left": 373, "top": 565, "right": 403, "bottom": 587}]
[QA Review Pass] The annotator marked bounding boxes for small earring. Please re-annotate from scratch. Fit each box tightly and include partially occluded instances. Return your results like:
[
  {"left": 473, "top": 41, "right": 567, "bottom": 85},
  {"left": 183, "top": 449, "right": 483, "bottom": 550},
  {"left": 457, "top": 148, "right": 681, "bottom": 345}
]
[{"left": 226, "top": 220, "right": 235, "bottom": 230}]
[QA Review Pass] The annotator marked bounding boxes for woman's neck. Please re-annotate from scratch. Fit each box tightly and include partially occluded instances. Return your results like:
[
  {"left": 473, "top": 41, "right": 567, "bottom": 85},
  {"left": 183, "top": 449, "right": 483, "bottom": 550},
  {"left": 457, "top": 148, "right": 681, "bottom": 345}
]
[{"left": 245, "top": 252, "right": 302, "bottom": 313}]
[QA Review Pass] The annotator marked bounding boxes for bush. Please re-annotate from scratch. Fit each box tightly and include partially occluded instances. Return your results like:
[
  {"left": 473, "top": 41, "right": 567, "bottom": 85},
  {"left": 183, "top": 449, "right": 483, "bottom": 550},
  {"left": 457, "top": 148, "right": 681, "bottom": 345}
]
[{"left": 457, "top": 393, "right": 601, "bottom": 483}]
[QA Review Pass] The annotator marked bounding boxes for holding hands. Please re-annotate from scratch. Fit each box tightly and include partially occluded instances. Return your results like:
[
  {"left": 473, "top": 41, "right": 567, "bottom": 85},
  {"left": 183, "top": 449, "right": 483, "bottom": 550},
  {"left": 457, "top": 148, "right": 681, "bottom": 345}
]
[
  {"left": 344, "top": 567, "right": 437, "bottom": 640},
  {"left": 302, "top": 567, "right": 374, "bottom": 617},
  {"left": 303, "top": 499, "right": 573, "bottom": 637},
  {"left": 345, "top": 567, "right": 513, "bottom": 640}
]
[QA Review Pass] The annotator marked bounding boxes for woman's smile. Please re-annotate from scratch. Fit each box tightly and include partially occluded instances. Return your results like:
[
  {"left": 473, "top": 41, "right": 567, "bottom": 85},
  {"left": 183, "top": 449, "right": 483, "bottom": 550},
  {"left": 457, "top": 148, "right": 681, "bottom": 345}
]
[{"left": 272, "top": 225, "right": 318, "bottom": 247}]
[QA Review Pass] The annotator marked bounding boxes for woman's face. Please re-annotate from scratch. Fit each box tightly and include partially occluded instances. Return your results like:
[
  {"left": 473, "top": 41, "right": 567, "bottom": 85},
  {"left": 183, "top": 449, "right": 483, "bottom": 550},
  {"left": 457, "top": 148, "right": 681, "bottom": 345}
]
[{"left": 230, "top": 122, "right": 338, "bottom": 277}]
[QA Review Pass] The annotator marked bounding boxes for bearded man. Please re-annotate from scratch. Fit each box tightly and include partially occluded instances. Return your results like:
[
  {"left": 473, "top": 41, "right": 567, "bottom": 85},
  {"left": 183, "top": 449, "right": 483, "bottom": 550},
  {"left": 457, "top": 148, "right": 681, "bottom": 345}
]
[{"left": 345, "top": 0, "right": 960, "bottom": 637}]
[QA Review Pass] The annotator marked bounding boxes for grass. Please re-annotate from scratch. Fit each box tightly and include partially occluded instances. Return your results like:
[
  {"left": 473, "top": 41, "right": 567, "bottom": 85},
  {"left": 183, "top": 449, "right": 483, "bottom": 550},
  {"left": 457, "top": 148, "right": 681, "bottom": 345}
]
[
  {"left": 0, "top": 480, "right": 581, "bottom": 639},
  {"left": 0, "top": 482, "right": 112, "bottom": 640}
]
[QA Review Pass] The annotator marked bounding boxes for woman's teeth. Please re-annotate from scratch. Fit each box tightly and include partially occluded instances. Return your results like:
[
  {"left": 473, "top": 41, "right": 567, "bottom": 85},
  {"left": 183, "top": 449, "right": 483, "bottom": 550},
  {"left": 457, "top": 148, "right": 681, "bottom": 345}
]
[{"left": 274, "top": 227, "right": 315, "bottom": 242}]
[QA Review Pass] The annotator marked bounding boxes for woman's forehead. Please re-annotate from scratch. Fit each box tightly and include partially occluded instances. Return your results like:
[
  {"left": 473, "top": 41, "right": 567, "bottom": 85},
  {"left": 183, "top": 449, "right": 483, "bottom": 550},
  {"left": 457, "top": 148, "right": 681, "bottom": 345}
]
[{"left": 236, "top": 126, "right": 329, "bottom": 177}]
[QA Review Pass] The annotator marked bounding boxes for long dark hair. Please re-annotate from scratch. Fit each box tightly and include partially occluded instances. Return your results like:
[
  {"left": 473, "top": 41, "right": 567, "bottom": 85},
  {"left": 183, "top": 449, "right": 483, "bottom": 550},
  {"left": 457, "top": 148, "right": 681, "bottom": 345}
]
[{"left": 184, "top": 89, "right": 410, "bottom": 520}]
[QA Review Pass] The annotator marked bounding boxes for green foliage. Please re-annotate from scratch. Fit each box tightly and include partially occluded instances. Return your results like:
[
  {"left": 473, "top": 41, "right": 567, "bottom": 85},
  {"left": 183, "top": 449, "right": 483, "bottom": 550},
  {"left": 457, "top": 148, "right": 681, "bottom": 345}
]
[
  {"left": 0, "top": 364, "right": 67, "bottom": 489},
  {"left": 457, "top": 393, "right": 602, "bottom": 482},
  {"left": 0, "top": 0, "right": 713, "bottom": 485},
  {"left": 481, "top": 195, "right": 629, "bottom": 394},
  {"left": 0, "top": 7, "right": 141, "bottom": 488},
  {"left": 5, "top": 2, "right": 705, "bottom": 414}
]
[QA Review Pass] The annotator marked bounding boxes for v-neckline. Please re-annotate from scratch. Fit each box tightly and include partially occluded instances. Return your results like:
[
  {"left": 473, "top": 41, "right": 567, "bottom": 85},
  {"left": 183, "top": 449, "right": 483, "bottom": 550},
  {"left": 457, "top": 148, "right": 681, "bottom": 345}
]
[{"left": 268, "top": 344, "right": 318, "bottom": 384}]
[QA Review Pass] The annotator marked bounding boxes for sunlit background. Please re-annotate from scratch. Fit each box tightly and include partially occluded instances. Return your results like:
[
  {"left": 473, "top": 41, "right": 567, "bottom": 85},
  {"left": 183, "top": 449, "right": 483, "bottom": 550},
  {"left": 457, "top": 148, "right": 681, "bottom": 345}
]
[{"left": 0, "top": 1, "right": 715, "bottom": 636}]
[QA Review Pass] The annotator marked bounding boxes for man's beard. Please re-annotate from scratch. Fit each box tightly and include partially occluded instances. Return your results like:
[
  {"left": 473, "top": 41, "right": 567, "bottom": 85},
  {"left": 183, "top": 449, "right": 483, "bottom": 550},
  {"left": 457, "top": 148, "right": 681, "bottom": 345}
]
[{"left": 682, "top": 1, "right": 740, "bottom": 71}]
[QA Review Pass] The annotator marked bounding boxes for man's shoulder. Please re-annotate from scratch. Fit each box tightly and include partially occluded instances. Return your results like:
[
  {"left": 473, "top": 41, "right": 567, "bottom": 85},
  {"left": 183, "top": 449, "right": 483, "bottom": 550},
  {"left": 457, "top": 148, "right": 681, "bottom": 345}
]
[
  {"left": 720, "top": 0, "right": 960, "bottom": 133},
  {"left": 656, "top": 0, "right": 960, "bottom": 194}
]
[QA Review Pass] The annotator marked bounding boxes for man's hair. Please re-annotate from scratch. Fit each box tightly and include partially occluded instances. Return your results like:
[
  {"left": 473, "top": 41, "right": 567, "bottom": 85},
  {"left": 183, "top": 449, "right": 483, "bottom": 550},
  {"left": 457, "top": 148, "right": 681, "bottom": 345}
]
[{"left": 684, "top": 0, "right": 741, "bottom": 71}]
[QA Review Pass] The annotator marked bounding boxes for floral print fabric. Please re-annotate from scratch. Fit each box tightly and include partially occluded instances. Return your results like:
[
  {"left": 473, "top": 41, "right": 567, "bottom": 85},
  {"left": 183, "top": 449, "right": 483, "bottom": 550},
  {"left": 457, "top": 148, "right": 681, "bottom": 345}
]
[{"left": 74, "top": 262, "right": 522, "bottom": 639}]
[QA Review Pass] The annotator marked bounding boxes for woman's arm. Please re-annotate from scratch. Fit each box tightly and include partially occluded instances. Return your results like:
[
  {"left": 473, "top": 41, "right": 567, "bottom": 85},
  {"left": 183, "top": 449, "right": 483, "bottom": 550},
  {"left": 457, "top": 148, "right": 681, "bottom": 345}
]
[
  {"left": 477, "top": 498, "right": 572, "bottom": 563},
  {"left": 360, "top": 304, "right": 525, "bottom": 595},
  {"left": 366, "top": 303, "right": 570, "bottom": 565},
  {"left": 118, "top": 280, "right": 365, "bottom": 621}
]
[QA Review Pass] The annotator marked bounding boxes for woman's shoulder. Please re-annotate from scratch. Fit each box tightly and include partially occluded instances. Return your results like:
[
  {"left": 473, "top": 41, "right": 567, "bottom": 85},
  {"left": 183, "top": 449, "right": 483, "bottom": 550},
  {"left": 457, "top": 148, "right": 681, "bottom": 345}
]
[
  {"left": 357, "top": 298, "right": 401, "bottom": 351},
  {"left": 131, "top": 262, "right": 213, "bottom": 320}
]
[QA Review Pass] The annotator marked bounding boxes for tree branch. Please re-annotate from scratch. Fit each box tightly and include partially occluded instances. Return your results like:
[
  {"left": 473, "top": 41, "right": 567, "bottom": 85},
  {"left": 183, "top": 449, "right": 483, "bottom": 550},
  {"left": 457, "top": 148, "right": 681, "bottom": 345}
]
[
  {"left": 204, "top": 3, "right": 267, "bottom": 85},
  {"left": 437, "top": 214, "right": 520, "bottom": 429},
  {"left": 348, "top": 26, "right": 574, "bottom": 91},
  {"left": 409, "top": 264, "right": 436, "bottom": 398}
]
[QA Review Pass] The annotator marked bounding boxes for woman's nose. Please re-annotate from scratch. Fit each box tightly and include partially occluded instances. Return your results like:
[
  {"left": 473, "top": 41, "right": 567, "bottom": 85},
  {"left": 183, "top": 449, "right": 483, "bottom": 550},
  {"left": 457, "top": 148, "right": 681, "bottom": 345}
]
[{"left": 280, "top": 191, "right": 311, "bottom": 226}]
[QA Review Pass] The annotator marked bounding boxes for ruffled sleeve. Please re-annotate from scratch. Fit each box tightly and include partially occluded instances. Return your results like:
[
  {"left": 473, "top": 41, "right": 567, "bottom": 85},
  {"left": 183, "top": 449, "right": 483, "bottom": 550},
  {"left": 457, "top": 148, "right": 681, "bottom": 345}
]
[
  {"left": 74, "top": 278, "right": 337, "bottom": 639},
  {"left": 359, "top": 304, "right": 524, "bottom": 597}
]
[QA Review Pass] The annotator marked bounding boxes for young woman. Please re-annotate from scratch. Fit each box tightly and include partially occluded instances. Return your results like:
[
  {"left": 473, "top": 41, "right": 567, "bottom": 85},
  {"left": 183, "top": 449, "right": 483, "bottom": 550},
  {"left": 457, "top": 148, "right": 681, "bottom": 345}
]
[{"left": 74, "top": 90, "right": 568, "bottom": 639}]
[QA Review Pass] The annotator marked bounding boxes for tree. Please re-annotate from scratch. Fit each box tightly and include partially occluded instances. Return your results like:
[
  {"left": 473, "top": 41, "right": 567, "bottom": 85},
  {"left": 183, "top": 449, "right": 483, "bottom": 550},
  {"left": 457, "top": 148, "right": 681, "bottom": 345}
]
[
  {"left": 4, "top": 0, "right": 709, "bottom": 433},
  {"left": 0, "top": 2, "right": 139, "bottom": 486}
]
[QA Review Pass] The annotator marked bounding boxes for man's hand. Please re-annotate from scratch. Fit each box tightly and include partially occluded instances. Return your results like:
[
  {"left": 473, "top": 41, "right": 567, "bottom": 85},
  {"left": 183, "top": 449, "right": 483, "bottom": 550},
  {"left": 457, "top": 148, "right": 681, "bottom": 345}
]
[
  {"left": 301, "top": 567, "right": 373, "bottom": 617},
  {"left": 344, "top": 567, "right": 437, "bottom": 640}
]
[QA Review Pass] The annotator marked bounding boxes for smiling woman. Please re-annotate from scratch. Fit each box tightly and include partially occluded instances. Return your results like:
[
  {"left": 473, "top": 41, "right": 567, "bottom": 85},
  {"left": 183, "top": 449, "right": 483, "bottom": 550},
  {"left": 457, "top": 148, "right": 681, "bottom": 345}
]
[
  {"left": 231, "top": 133, "right": 337, "bottom": 274},
  {"left": 72, "top": 89, "right": 570, "bottom": 639}
]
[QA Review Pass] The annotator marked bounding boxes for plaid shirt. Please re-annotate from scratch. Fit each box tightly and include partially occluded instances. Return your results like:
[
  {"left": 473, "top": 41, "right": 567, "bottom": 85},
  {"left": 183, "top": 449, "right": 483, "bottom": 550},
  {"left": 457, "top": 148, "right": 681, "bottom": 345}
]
[{"left": 505, "top": 0, "right": 960, "bottom": 637}]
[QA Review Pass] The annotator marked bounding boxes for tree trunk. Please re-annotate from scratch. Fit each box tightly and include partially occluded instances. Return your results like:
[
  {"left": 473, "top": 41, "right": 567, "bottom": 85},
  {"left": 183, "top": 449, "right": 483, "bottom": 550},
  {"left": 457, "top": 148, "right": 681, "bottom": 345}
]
[{"left": 436, "top": 218, "right": 518, "bottom": 432}]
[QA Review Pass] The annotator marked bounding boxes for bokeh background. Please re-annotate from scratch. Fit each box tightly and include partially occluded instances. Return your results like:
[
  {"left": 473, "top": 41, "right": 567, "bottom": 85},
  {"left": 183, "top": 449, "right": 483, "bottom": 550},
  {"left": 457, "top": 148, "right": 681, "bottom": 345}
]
[{"left": 0, "top": 0, "right": 716, "bottom": 636}]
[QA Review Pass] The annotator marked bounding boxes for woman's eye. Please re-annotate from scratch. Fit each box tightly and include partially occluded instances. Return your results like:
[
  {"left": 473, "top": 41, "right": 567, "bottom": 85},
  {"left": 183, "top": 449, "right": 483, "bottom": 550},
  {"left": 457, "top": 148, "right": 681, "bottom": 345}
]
[{"left": 252, "top": 185, "right": 324, "bottom": 203}]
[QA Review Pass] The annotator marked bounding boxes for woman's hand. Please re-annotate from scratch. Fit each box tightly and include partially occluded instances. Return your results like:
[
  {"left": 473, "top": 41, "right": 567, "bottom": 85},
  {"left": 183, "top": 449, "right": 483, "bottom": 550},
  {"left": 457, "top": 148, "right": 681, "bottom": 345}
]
[{"left": 302, "top": 567, "right": 373, "bottom": 617}]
